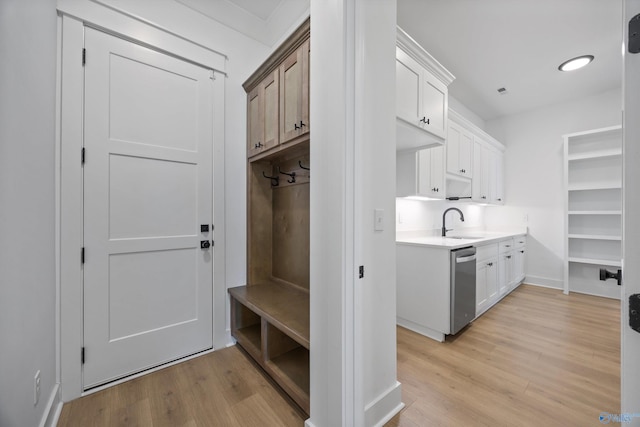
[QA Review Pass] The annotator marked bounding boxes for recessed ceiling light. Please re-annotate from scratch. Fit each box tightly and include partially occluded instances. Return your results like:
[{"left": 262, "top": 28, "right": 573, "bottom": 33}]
[{"left": 558, "top": 55, "right": 594, "bottom": 72}]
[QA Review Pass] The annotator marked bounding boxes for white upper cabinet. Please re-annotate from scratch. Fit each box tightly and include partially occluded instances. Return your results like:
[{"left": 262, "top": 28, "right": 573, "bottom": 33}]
[
  {"left": 446, "top": 121, "right": 473, "bottom": 178},
  {"left": 397, "top": 146, "right": 445, "bottom": 199},
  {"left": 396, "top": 27, "right": 454, "bottom": 152},
  {"left": 472, "top": 139, "right": 504, "bottom": 204}
]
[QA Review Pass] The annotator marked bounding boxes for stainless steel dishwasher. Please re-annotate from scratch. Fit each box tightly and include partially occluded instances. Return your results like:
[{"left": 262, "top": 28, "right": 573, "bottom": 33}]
[{"left": 450, "top": 246, "right": 476, "bottom": 335}]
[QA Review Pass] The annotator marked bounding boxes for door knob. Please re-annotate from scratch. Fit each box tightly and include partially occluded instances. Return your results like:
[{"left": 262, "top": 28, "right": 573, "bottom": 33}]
[{"left": 200, "top": 240, "right": 211, "bottom": 249}]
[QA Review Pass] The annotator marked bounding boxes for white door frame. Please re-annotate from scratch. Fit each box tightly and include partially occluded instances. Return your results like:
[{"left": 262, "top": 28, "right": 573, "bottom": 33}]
[
  {"left": 622, "top": 0, "right": 640, "bottom": 420},
  {"left": 57, "top": 2, "right": 226, "bottom": 401}
]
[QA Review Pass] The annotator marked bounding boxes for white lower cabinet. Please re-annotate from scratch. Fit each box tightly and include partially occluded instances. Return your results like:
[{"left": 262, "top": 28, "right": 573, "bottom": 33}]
[
  {"left": 476, "top": 245, "right": 498, "bottom": 316},
  {"left": 476, "top": 235, "right": 526, "bottom": 317}
]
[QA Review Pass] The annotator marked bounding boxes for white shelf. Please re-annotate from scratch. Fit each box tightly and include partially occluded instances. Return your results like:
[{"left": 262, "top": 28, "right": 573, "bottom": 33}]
[
  {"left": 564, "top": 126, "right": 622, "bottom": 298},
  {"left": 568, "top": 183, "right": 622, "bottom": 191},
  {"left": 567, "top": 148, "right": 622, "bottom": 161},
  {"left": 568, "top": 210, "right": 622, "bottom": 215},
  {"left": 568, "top": 257, "right": 622, "bottom": 267},
  {"left": 568, "top": 234, "right": 621, "bottom": 241}
]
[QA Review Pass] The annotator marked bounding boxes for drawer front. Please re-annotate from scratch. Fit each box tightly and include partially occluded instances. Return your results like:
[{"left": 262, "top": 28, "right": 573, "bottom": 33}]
[
  {"left": 514, "top": 235, "right": 527, "bottom": 249},
  {"left": 476, "top": 243, "right": 498, "bottom": 262},
  {"left": 499, "top": 238, "right": 515, "bottom": 254}
]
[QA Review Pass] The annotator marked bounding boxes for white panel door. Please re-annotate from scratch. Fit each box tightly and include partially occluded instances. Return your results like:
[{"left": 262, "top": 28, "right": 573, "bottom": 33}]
[{"left": 83, "top": 28, "right": 214, "bottom": 388}]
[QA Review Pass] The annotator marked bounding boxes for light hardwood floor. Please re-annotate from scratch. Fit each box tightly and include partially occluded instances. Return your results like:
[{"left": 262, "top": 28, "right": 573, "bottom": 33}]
[
  {"left": 57, "top": 346, "right": 306, "bottom": 427},
  {"left": 388, "top": 284, "right": 620, "bottom": 426},
  {"left": 58, "top": 284, "right": 620, "bottom": 426}
]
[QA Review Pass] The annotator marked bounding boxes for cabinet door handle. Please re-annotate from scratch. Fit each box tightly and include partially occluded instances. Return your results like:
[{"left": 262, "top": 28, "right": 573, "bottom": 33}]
[
  {"left": 482, "top": 196, "right": 487, "bottom": 199},
  {"left": 420, "top": 117, "right": 430, "bottom": 125},
  {"left": 294, "top": 123, "right": 300, "bottom": 130},
  {"left": 520, "top": 250, "right": 525, "bottom": 254},
  {"left": 505, "top": 245, "right": 511, "bottom": 248},
  {"left": 506, "top": 255, "right": 512, "bottom": 259},
  {"left": 254, "top": 142, "right": 263, "bottom": 149},
  {"left": 487, "top": 262, "right": 493, "bottom": 267},
  {"left": 299, "top": 120, "right": 306, "bottom": 128}
]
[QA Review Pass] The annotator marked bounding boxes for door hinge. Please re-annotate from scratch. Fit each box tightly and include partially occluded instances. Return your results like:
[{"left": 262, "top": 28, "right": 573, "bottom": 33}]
[
  {"left": 81, "top": 147, "right": 85, "bottom": 165},
  {"left": 81, "top": 247, "right": 85, "bottom": 264},
  {"left": 82, "top": 48, "right": 86, "bottom": 66},
  {"left": 359, "top": 265, "right": 364, "bottom": 279},
  {"left": 81, "top": 347, "right": 85, "bottom": 364}
]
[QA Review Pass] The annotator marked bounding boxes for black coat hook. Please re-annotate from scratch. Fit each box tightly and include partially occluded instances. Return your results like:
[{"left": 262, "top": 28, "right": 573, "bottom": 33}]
[
  {"left": 277, "top": 166, "right": 296, "bottom": 183},
  {"left": 262, "top": 171, "right": 279, "bottom": 187}
]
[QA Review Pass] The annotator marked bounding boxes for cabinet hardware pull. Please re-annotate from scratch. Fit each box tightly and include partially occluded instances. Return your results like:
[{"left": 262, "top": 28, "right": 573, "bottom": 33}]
[
  {"left": 298, "top": 160, "right": 310, "bottom": 170},
  {"left": 520, "top": 250, "right": 525, "bottom": 254},
  {"left": 505, "top": 245, "right": 511, "bottom": 247},
  {"left": 277, "top": 166, "right": 296, "bottom": 184},
  {"left": 254, "top": 142, "right": 263, "bottom": 149},
  {"left": 299, "top": 121, "right": 306, "bottom": 128},
  {"left": 506, "top": 255, "right": 512, "bottom": 259},
  {"left": 294, "top": 123, "right": 300, "bottom": 130},
  {"left": 482, "top": 196, "right": 487, "bottom": 199},
  {"left": 420, "top": 117, "right": 430, "bottom": 125},
  {"left": 487, "top": 262, "right": 493, "bottom": 267}
]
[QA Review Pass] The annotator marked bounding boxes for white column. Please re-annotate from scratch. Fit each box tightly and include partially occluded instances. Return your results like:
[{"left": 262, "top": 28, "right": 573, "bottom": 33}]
[{"left": 308, "top": 1, "right": 402, "bottom": 426}]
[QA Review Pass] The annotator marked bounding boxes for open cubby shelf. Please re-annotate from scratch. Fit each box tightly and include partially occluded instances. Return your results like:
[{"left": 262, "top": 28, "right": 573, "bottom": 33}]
[
  {"left": 564, "top": 126, "right": 622, "bottom": 299},
  {"left": 229, "top": 284, "right": 310, "bottom": 413},
  {"left": 229, "top": 283, "right": 309, "bottom": 348}
]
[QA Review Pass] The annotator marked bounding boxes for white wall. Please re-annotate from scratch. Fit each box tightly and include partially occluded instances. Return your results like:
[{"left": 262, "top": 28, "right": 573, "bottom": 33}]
[
  {"left": 485, "top": 88, "right": 622, "bottom": 288},
  {"left": 0, "top": 1, "right": 58, "bottom": 426},
  {"left": 449, "top": 95, "right": 486, "bottom": 131},
  {"left": 396, "top": 199, "right": 486, "bottom": 233}
]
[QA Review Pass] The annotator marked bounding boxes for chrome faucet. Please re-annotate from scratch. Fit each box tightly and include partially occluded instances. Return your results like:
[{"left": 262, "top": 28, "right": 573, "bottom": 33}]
[{"left": 442, "top": 207, "right": 465, "bottom": 237}]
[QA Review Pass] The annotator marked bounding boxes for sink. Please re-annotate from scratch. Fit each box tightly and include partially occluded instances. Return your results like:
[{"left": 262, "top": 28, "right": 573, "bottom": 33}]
[{"left": 446, "top": 235, "right": 484, "bottom": 240}]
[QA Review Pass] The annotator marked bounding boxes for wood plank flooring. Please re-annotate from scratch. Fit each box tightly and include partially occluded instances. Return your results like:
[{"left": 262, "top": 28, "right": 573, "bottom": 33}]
[
  {"left": 388, "top": 284, "right": 620, "bottom": 427},
  {"left": 58, "top": 284, "right": 620, "bottom": 426},
  {"left": 57, "top": 346, "right": 306, "bottom": 427}
]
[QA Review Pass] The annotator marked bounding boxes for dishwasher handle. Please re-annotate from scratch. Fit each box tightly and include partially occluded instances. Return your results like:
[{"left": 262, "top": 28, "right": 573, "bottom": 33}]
[{"left": 456, "top": 254, "right": 476, "bottom": 263}]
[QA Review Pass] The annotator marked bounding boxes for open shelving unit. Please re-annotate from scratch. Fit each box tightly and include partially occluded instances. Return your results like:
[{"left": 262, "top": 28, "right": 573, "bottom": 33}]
[{"left": 564, "top": 125, "right": 622, "bottom": 299}]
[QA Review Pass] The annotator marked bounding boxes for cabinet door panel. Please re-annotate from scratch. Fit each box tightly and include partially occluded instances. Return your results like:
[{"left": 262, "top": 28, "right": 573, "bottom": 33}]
[
  {"left": 487, "top": 259, "right": 498, "bottom": 301},
  {"left": 263, "top": 71, "right": 279, "bottom": 150},
  {"left": 447, "top": 124, "right": 461, "bottom": 175},
  {"left": 247, "top": 87, "right": 262, "bottom": 157},
  {"left": 430, "top": 146, "right": 445, "bottom": 197},
  {"left": 396, "top": 53, "right": 421, "bottom": 126},
  {"left": 459, "top": 131, "right": 473, "bottom": 177},
  {"left": 280, "top": 48, "right": 303, "bottom": 143},
  {"left": 416, "top": 149, "right": 431, "bottom": 196},
  {"left": 476, "top": 263, "right": 488, "bottom": 315},
  {"left": 421, "top": 78, "right": 446, "bottom": 138}
]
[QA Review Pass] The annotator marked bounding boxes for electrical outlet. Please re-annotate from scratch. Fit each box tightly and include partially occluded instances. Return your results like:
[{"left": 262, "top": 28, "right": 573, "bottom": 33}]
[{"left": 34, "top": 370, "right": 41, "bottom": 406}]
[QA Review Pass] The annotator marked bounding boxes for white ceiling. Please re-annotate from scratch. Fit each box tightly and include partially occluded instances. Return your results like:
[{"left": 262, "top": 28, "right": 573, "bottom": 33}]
[
  {"left": 398, "top": 0, "right": 623, "bottom": 121},
  {"left": 193, "top": 0, "right": 623, "bottom": 122}
]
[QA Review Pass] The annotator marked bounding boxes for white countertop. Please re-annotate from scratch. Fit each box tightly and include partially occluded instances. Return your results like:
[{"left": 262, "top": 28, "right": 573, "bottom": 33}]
[{"left": 396, "top": 228, "right": 527, "bottom": 249}]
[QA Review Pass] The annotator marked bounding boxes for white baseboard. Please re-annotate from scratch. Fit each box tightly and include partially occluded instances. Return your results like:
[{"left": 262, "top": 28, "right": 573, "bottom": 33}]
[
  {"left": 523, "top": 275, "right": 563, "bottom": 290},
  {"left": 40, "top": 383, "right": 62, "bottom": 427},
  {"left": 365, "top": 381, "right": 404, "bottom": 427},
  {"left": 304, "top": 419, "right": 317, "bottom": 427},
  {"left": 396, "top": 317, "right": 445, "bottom": 342}
]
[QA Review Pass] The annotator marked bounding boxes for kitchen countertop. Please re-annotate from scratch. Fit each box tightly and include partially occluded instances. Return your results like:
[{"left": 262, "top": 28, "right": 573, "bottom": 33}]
[{"left": 396, "top": 229, "right": 527, "bottom": 249}]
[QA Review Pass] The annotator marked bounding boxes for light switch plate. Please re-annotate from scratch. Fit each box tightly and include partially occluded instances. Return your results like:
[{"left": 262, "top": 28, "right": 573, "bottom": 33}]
[{"left": 374, "top": 209, "right": 384, "bottom": 231}]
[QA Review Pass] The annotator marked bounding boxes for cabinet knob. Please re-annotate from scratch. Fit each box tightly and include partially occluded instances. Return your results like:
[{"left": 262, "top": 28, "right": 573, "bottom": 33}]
[
  {"left": 498, "top": 198, "right": 502, "bottom": 201},
  {"left": 482, "top": 196, "right": 487, "bottom": 199},
  {"left": 506, "top": 255, "right": 512, "bottom": 259},
  {"left": 487, "top": 262, "right": 493, "bottom": 267},
  {"left": 520, "top": 250, "right": 525, "bottom": 254}
]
